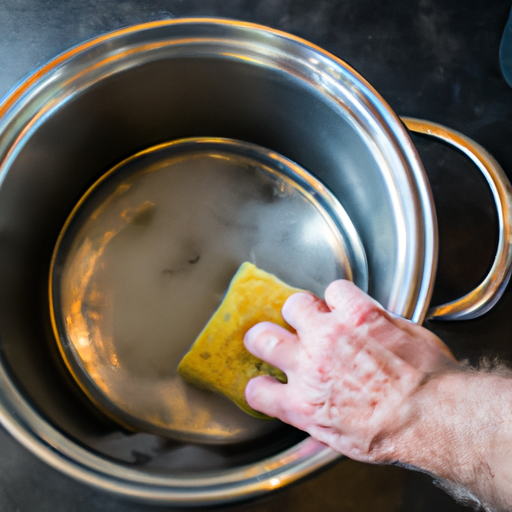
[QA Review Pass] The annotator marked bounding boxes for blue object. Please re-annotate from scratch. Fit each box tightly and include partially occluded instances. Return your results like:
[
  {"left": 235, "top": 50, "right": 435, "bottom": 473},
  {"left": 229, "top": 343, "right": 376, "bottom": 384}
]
[{"left": 500, "top": 6, "right": 512, "bottom": 87}]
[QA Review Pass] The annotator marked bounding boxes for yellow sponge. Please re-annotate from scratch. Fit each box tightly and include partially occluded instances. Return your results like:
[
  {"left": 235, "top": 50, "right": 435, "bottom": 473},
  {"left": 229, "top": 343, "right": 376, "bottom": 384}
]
[{"left": 177, "top": 262, "right": 300, "bottom": 419}]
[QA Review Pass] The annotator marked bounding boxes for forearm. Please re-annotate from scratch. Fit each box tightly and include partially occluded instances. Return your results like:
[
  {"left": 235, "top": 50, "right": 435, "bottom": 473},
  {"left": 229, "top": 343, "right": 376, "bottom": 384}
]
[{"left": 383, "top": 371, "right": 512, "bottom": 511}]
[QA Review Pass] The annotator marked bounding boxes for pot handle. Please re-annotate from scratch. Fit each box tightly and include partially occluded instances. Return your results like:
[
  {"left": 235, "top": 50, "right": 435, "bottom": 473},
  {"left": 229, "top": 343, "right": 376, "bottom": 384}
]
[{"left": 401, "top": 117, "right": 512, "bottom": 321}]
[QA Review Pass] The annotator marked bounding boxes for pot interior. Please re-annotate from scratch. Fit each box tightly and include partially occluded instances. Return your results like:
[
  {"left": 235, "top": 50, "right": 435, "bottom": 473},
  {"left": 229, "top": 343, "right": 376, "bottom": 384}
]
[
  {"left": 49, "top": 136, "right": 366, "bottom": 446},
  {"left": 0, "top": 20, "right": 432, "bottom": 498}
]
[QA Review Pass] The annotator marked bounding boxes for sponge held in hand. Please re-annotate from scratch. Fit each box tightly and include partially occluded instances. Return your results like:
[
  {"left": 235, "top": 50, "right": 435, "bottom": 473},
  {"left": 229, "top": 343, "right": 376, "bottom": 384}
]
[{"left": 177, "top": 262, "right": 300, "bottom": 419}]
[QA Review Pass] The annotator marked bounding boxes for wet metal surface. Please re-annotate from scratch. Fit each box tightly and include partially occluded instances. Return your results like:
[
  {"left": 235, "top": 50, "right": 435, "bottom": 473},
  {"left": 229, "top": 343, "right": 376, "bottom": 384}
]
[{"left": 50, "top": 138, "right": 363, "bottom": 443}]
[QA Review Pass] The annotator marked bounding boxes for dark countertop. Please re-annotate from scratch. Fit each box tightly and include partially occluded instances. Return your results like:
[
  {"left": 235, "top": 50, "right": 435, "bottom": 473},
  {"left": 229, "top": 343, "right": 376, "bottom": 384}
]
[{"left": 1, "top": 1, "right": 512, "bottom": 510}]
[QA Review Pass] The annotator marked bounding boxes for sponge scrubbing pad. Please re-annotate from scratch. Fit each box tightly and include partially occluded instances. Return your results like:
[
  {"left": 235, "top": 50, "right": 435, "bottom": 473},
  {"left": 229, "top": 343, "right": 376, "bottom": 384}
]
[{"left": 177, "top": 262, "right": 299, "bottom": 419}]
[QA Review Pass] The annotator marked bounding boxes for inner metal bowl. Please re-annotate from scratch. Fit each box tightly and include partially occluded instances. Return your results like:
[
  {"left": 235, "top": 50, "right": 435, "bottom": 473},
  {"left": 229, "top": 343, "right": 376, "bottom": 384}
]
[
  {"left": 0, "top": 19, "right": 435, "bottom": 504},
  {"left": 50, "top": 137, "right": 367, "bottom": 444}
]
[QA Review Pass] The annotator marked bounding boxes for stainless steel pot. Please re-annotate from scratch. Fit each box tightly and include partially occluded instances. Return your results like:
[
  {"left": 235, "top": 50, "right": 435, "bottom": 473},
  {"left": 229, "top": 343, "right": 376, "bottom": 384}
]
[{"left": 0, "top": 18, "right": 511, "bottom": 506}]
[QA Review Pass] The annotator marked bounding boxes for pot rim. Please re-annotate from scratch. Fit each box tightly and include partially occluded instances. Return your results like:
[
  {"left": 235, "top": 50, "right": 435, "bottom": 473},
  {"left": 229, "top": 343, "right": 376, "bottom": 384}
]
[{"left": 0, "top": 17, "right": 437, "bottom": 505}]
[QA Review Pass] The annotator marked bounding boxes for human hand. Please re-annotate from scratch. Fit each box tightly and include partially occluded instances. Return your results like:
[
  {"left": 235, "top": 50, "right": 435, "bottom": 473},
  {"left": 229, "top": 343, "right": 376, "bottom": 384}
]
[{"left": 244, "top": 280, "right": 457, "bottom": 463}]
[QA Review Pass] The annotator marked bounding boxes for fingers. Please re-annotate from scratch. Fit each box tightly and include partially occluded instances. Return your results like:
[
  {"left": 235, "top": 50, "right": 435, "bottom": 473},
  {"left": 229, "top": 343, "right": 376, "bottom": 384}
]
[
  {"left": 325, "top": 281, "right": 458, "bottom": 372},
  {"left": 325, "top": 280, "right": 384, "bottom": 326},
  {"left": 244, "top": 322, "right": 298, "bottom": 372},
  {"left": 323, "top": 280, "right": 452, "bottom": 372},
  {"left": 245, "top": 375, "right": 288, "bottom": 419},
  {"left": 281, "top": 291, "right": 330, "bottom": 332},
  {"left": 246, "top": 375, "right": 316, "bottom": 427}
]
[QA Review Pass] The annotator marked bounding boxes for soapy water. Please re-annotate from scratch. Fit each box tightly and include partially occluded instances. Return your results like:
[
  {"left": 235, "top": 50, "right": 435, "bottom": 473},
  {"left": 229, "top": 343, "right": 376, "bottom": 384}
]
[{"left": 52, "top": 139, "right": 365, "bottom": 444}]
